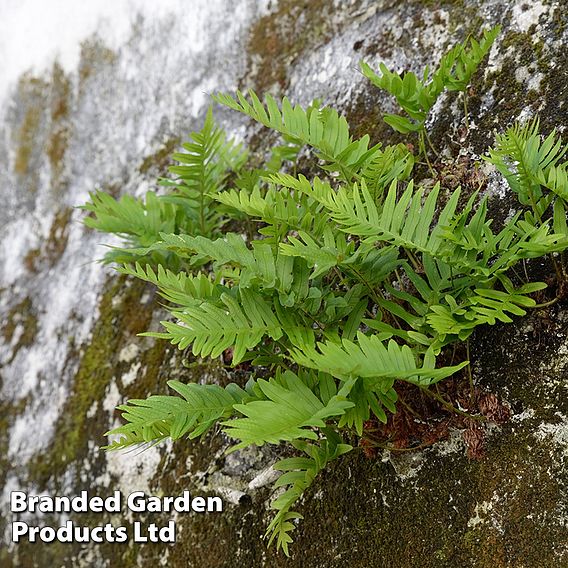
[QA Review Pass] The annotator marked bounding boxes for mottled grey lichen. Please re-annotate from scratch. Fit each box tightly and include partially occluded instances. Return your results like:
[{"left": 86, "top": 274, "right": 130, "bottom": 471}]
[{"left": 0, "top": 1, "right": 567, "bottom": 567}]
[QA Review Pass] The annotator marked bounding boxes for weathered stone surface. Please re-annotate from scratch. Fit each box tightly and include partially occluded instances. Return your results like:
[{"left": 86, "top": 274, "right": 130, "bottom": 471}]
[{"left": 0, "top": 1, "right": 566, "bottom": 566}]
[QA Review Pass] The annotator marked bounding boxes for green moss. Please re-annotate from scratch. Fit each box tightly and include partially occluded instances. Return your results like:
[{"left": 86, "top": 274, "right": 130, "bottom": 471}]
[
  {"left": 0, "top": 385, "right": 32, "bottom": 549},
  {"left": 2, "top": 297, "right": 39, "bottom": 362},
  {"left": 462, "top": 28, "right": 560, "bottom": 151},
  {"left": 100, "top": 397, "right": 564, "bottom": 568},
  {"left": 139, "top": 138, "right": 180, "bottom": 175},
  {"left": 46, "top": 127, "right": 69, "bottom": 184},
  {"left": 245, "top": 0, "right": 361, "bottom": 92},
  {"left": 27, "top": 275, "right": 156, "bottom": 487},
  {"left": 22, "top": 248, "right": 41, "bottom": 273},
  {"left": 345, "top": 92, "right": 407, "bottom": 148}
]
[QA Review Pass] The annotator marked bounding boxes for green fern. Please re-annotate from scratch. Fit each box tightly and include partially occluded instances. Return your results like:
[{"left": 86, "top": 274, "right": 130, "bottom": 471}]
[
  {"left": 150, "top": 289, "right": 287, "bottom": 364},
  {"left": 105, "top": 380, "right": 250, "bottom": 449},
  {"left": 82, "top": 191, "right": 179, "bottom": 265},
  {"left": 81, "top": 25, "right": 568, "bottom": 556},
  {"left": 213, "top": 90, "right": 389, "bottom": 182},
  {"left": 160, "top": 106, "right": 247, "bottom": 235},
  {"left": 361, "top": 25, "right": 500, "bottom": 133},
  {"left": 292, "top": 332, "right": 468, "bottom": 388},
  {"left": 485, "top": 117, "right": 568, "bottom": 222},
  {"left": 223, "top": 371, "right": 354, "bottom": 451},
  {"left": 266, "top": 430, "right": 352, "bottom": 555},
  {"left": 82, "top": 107, "right": 246, "bottom": 265}
]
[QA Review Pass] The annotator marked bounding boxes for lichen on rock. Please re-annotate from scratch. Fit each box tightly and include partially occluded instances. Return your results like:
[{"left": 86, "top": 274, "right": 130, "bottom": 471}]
[{"left": 0, "top": 1, "right": 567, "bottom": 567}]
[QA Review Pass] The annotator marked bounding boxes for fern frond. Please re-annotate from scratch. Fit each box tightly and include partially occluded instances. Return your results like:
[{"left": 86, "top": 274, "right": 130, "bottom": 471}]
[
  {"left": 162, "top": 106, "right": 247, "bottom": 236},
  {"left": 82, "top": 190, "right": 178, "bottom": 264},
  {"left": 383, "top": 261, "right": 548, "bottom": 348},
  {"left": 274, "top": 174, "right": 460, "bottom": 258},
  {"left": 435, "top": 25, "right": 500, "bottom": 92},
  {"left": 486, "top": 117, "right": 568, "bottom": 211},
  {"left": 279, "top": 226, "right": 357, "bottom": 278},
  {"left": 214, "top": 90, "right": 380, "bottom": 181},
  {"left": 335, "top": 377, "right": 398, "bottom": 435},
  {"left": 222, "top": 372, "right": 355, "bottom": 451},
  {"left": 439, "top": 194, "right": 568, "bottom": 278},
  {"left": 83, "top": 108, "right": 248, "bottom": 265},
  {"left": 105, "top": 380, "right": 249, "bottom": 449},
  {"left": 214, "top": 184, "right": 328, "bottom": 242},
  {"left": 266, "top": 430, "right": 352, "bottom": 556},
  {"left": 292, "top": 331, "right": 468, "bottom": 389},
  {"left": 360, "top": 143, "right": 414, "bottom": 195},
  {"left": 265, "top": 136, "right": 303, "bottom": 174},
  {"left": 151, "top": 289, "right": 287, "bottom": 364},
  {"left": 167, "top": 107, "right": 247, "bottom": 184},
  {"left": 117, "top": 262, "right": 221, "bottom": 306},
  {"left": 361, "top": 26, "right": 500, "bottom": 132}
]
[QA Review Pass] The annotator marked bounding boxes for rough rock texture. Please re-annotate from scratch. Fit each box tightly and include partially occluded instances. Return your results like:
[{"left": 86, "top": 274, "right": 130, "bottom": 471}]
[{"left": 1, "top": 1, "right": 567, "bottom": 566}]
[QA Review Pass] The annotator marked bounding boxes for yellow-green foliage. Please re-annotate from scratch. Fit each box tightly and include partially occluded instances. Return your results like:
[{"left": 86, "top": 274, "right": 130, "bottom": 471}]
[{"left": 83, "top": 27, "right": 568, "bottom": 555}]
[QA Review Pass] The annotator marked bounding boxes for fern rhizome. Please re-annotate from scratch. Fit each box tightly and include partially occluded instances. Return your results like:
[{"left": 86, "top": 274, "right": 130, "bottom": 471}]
[{"left": 82, "top": 25, "right": 568, "bottom": 555}]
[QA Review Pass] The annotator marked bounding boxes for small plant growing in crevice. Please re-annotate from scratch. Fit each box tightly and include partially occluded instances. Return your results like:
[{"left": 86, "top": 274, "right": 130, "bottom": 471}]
[
  {"left": 82, "top": 27, "right": 568, "bottom": 555},
  {"left": 361, "top": 26, "right": 500, "bottom": 167}
]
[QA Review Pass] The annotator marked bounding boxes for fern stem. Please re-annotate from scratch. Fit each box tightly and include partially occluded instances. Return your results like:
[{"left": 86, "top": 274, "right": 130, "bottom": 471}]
[
  {"left": 418, "top": 130, "right": 435, "bottom": 176},
  {"left": 466, "top": 341, "right": 474, "bottom": 406},
  {"left": 394, "top": 268, "right": 405, "bottom": 291},
  {"left": 404, "top": 248, "right": 422, "bottom": 272},
  {"left": 533, "top": 296, "right": 562, "bottom": 309},
  {"left": 419, "top": 385, "right": 484, "bottom": 421},
  {"left": 398, "top": 397, "right": 421, "bottom": 419},
  {"left": 299, "top": 308, "right": 325, "bottom": 332},
  {"left": 424, "top": 128, "right": 440, "bottom": 159},
  {"left": 550, "top": 253, "right": 563, "bottom": 284},
  {"left": 358, "top": 436, "right": 445, "bottom": 453},
  {"left": 347, "top": 266, "right": 387, "bottom": 313}
]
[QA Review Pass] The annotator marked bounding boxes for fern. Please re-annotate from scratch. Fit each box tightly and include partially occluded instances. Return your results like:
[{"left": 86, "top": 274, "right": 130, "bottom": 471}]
[
  {"left": 266, "top": 430, "right": 352, "bottom": 555},
  {"left": 273, "top": 175, "right": 457, "bottom": 257},
  {"left": 485, "top": 117, "right": 568, "bottom": 222},
  {"left": 151, "top": 289, "right": 287, "bottom": 364},
  {"left": 82, "top": 191, "right": 179, "bottom": 265},
  {"left": 105, "top": 380, "right": 249, "bottom": 449},
  {"left": 223, "top": 372, "right": 354, "bottom": 451},
  {"left": 82, "top": 107, "right": 246, "bottom": 265},
  {"left": 213, "top": 90, "right": 388, "bottom": 182},
  {"left": 361, "top": 25, "right": 500, "bottom": 133},
  {"left": 161, "top": 106, "right": 247, "bottom": 235},
  {"left": 117, "top": 262, "right": 221, "bottom": 306},
  {"left": 292, "top": 332, "right": 468, "bottom": 388},
  {"left": 81, "top": 24, "right": 568, "bottom": 555}
]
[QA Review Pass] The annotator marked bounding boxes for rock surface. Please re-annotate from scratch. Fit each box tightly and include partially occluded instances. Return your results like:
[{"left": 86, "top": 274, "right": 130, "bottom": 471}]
[{"left": 0, "top": 1, "right": 567, "bottom": 566}]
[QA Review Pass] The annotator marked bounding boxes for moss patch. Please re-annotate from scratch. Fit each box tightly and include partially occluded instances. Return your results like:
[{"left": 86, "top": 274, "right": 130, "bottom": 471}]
[
  {"left": 2, "top": 297, "right": 39, "bottom": 362},
  {"left": 10, "top": 65, "right": 74, "bottom": 199},
  {"left": 244, "top": 0, "right": 362, "bottom": 92},
  {"left": 27, "top": 275, "right": 157, "bottom": 487},
  {"left": 11, "top": 74, "right": 48, "bottom": 194},
  {"left": 139, "top": 138, "right": 180, "bottom": 175},
  {"left": 46, "top": 62, "right": 72, "bottom": 196},
  {"left": 14, "top": 106, "right": 42, "bottom": 177},
  {"left": 78, "top": 37, "right": 117, "bottom": 94}
]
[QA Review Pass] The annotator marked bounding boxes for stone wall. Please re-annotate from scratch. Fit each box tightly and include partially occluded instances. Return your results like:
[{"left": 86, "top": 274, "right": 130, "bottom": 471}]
[{"left": 0, "top": 1, "right": 566, "bottom": 566}]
